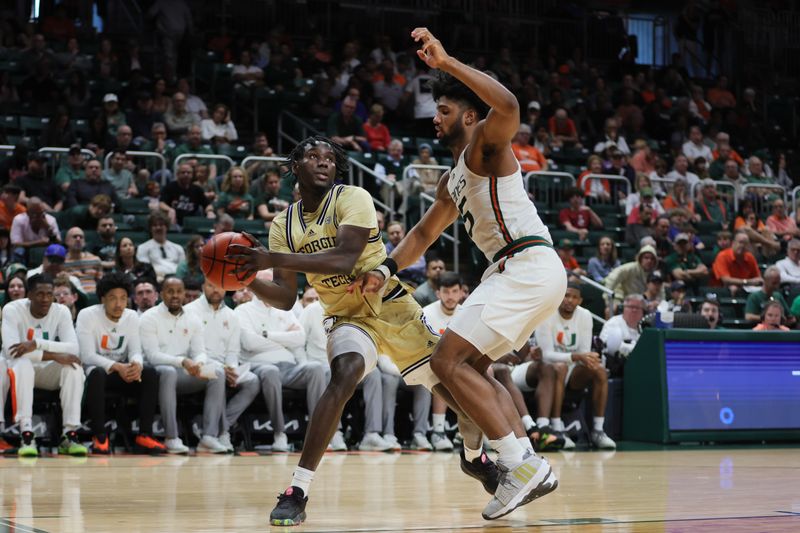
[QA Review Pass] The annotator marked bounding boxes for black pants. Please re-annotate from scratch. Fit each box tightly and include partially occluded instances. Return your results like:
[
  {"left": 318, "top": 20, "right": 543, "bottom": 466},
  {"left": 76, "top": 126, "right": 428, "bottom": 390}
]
[{"left": 85, "top": 366, "right": 159, "bottom": 437}]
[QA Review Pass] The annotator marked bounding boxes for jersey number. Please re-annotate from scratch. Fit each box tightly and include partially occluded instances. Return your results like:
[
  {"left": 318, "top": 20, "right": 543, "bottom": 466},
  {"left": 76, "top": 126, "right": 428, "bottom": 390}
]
[{"left": 457, "top": 196, "right": 475, "bottom": 237}]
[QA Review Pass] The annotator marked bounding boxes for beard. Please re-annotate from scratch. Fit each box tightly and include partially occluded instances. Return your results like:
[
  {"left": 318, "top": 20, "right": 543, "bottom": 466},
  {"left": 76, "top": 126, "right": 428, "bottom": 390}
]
[{"left": 439, "top": 119, "right": 466, "bottom": 148}]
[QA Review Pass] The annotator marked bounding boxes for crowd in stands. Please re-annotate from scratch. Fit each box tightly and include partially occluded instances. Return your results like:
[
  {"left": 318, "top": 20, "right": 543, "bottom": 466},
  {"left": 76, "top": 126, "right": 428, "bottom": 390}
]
[{"left": 1, "top": 3, "right": 799, "bottom": 455}]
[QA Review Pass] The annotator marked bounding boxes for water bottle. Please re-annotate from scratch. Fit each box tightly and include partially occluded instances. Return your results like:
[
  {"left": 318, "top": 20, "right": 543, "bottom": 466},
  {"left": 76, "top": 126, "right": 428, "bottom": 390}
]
[{"left": 655, "top": 300, "right": 674, "bottom": 329}]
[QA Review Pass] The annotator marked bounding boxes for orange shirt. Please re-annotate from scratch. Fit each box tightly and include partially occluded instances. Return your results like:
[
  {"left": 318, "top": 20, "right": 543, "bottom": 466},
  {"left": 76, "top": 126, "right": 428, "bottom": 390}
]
[
  {"left": 0, "top": 202, "right": 26, "bottom": 230},
  {"left": 711, "top": 148, "right": 744, "bottom": 166},
  {"left": 580, "top": 170, "right": 610, "bottom": 196},
  {"left": 662, "top": 195, "right": 695, "bottom": 214},
  {"left": 711, "top": 248, "right": 761, "bottom": 286},
  {"left": 512, "top": 143, "right": 547, "bottom": 172},
  {"left": 562, "top": 255, "right": 580, "bottom": 271},
  {"left": 734, "top": 216, "right": 764, "bottom": 231}
]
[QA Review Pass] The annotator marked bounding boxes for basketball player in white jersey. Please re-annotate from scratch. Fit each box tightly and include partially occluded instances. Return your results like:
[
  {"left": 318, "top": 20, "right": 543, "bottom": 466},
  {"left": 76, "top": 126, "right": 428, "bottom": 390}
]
[{"left": 356, "top": 28, "right": 566, "bottom": 519}]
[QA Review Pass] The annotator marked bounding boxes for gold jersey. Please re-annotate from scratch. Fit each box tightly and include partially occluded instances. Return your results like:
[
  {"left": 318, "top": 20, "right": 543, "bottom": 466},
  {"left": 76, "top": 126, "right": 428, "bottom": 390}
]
[{"left": 269, "top": 184, "right": 440, "bottom": 380}]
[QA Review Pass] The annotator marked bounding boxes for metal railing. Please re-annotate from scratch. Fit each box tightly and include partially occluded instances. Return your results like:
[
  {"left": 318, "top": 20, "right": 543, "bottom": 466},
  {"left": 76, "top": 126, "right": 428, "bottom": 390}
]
[
  {"left": 348, "top": 157, "right": 397, "bottom": 221},
  {"left": 741, "top": 183, "right": 788, "bottom": 218},
  {"left": 37, "top": 146, "right": 97, "bottom": 176},
  {"left": 649, "top": 176, "right": 677, "bottom": 198},
  {"left": 402, "top": 163, "right": 449, "bottom": 220},
  {"left": 523, "top": 171, "right": 576, "bottom": 207},
  {"left": 792, "top": 186, "right": 800, "bottom": 215},
  {"left": 420, "top": 191, "right": 460, "bottom": 273},
  {"left": 103, "top": 150, "right": 168, "bottom": 184},
  {"left": 276, "top": 111, "right": 323, "bottom": 155},
  {"left": 579, "top": 174, "right": 631, "bottom": 206},
  {"left": 173, "top": 153, "right": 235, "bottom": 179},
  {"left": 691, "top": 180, "right": 739, "bottom": 212}
]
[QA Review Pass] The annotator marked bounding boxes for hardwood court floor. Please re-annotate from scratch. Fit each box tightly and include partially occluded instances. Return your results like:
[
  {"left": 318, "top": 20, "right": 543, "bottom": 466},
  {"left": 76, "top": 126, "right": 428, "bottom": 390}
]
[{"left": 1, "top": 447, "right": 799, "bottom": 532}]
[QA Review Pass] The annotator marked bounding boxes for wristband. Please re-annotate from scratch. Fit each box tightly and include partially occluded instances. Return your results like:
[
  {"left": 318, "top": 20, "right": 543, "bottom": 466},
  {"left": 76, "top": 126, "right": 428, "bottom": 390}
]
[
  {"left": 382, "top": 257, "right": 398, "bottom": 277},
  {"left": 375, "top": 265, "right": 391, "bottom": 281}
]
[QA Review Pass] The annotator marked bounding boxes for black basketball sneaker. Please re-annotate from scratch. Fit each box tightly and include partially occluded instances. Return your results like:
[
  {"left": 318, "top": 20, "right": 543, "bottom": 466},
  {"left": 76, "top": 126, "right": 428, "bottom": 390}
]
[
  {"left": 460, "top": 449, "right": 500, "bottom": 494},
  {"left": 269, "top": 486, "right": 308, "bottom": 526}
]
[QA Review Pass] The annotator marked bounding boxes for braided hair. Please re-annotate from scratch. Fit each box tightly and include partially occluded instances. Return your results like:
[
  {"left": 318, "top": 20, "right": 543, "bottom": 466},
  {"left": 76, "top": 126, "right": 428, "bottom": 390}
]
[{"left": 282, "top": 135, "right": 350, "bottom": 186}]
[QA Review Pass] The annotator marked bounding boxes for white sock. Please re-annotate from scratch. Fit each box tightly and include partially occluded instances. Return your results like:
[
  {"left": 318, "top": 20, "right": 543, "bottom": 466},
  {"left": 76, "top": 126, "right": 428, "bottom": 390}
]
[
  {"left": 489, "top": 432, "right": 525, "bottom": 467},
  {"left": 432, "top": 413, "right": 446, "bottom": 433},
  {"left": 593, "top": 417, "right": 605, "bottom": 432},
  {"left": 517, "top": 436, "right": 534, "bottom": 455},
  {"left": 291, "top": 466, "right": 315, "bottom": 495},
  {"left": 463, "top": 442, "right": 483, "bottom": 462},
  {"left": 20, "top": 419, "right": 33, "bottom": 432},
  {"left": 521, "top": 415, "right": 535, "bottom": 432},
  {"left": 536, "top": 417, "right": 549, "bottom": 429},
  {"left": 550, "top": 418, "right": 565, "bottom": 432}
]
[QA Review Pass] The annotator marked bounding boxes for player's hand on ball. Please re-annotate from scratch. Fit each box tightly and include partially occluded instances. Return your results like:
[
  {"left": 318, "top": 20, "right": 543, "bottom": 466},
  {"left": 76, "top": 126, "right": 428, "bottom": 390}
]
[
  {"left": 411, "top": 28, "right": 450, "bottom": 69},
  {"left": 347, "top": 270, "right": 387, "bottom": 295},
  {"left": 226, "top": 231, "right": 271, "bottom": 278}
]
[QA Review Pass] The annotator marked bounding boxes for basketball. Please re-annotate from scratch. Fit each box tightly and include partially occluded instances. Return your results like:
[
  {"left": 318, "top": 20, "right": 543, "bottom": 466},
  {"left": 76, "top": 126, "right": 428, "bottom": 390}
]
[{"left": 200, "top": 232, "right": 258, "bottom": 290}]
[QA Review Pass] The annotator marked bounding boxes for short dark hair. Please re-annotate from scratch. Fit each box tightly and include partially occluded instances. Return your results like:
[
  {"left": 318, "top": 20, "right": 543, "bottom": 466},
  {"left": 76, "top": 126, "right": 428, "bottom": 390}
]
[
  {"left": 2, "top": 184, "right": 21, "bottom": 195},
  {"left": 428, "top": 69, "right": 490, "bottom": 120},
  {"left": 28, "top": 273, "right": 54, "bottom": 293},
  {"left": 565, "top": 187, "right": 583, "bottom": 200},
  {"left": 183, "top": 276, "right": 203, "bottom": 291},
  {"left": 437, "top": 271, "right": 462, "bottom": 289},
  {"left": 96, "top": 272, "right": 132, "bottom": 299},
  {"left": 134, "top": 277, "right": 159, "bottom": 291},
  {"left": 148, "top": 212, "right": 170, "bottom": 230}
]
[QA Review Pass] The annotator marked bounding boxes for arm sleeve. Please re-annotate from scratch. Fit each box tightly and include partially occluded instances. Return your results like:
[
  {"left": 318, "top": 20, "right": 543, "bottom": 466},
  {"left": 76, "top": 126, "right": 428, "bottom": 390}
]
[
  {"left": 337, "top": 187, "right": 377, "bottom": 229},
  {"left": 76, "top": 310, "right": 115, "bottom": 372},
  {"left": 744, "top": 293, "right": 760, "bottom": 316},
  {"left": 587, "top": 258, "right": 604, "bottom": 282},
  {"left": 39, "top": 307, "right": 79, "bottom": 356},
  {"left": 140, "top": 312, "right": 184, "bottom": 367},
  {"left": 577, "top": 310, "right": 593, "bottom": 353},
  {"left": 535, "top": 319, "right": 572, "bottom": 364},
  {"left": 226, "top": 121, "right": 238, "bottom": 141},
  {"left": 201, "top": 120, "right": 214, "bottom": 141},
  {"left": 236, "top": 310, "right": 274, "bottom": 353}
]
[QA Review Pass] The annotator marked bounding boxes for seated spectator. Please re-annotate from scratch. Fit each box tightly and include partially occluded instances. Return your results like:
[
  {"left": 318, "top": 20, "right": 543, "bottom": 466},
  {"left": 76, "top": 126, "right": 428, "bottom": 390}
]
[
  {"left": 164, "top": 92, "right": 200, "bottom": 139},
  {"left": 63, "top": 227, "right": 102, "bottom": 294},
  {"left": 326, "top": 96, "right": 367, "bottom": 152},
  {"left": 689, "top": 84, "right": 711, "bottom": 123},
  {"left": 696, "top": 179, "right": 730, "bottom": 229},
  {"left": 78, "top": 272, "right": 166, "bottom": 454},
  {"left": 665, "top": 232, "right": 709, "bottom": 292},
  {"left": 193, "top": 163, "right": 219, "bottom": 205},
  {"left": 169, "top": 125, "right": 216, "bottom": 178},
  {"left": 540, "top": 284, "right": 615, "bottom": 449},
  {"left": 185, "top": 279, "right": 259, "bottom": 453},
  {"left": 587, "top": 236, "right": 620, "bottom": 283},
  {"left": 625, "top": 202, "right": 655, "bottom": 247},
  {"left": 744, "top": 266, "right": 793, "bottom": 326},
  {"left": 137, "top": 213, "right": 186, "bottom": 279},
  {"left": 24, "top": 244, "right": 79, "bottom": 291},
  {"left": 410, "top": 143, "right": 440, "bottom": 195},
  {"left": 548, "top": 108, "right": 581, "bottom": 148},
  {"left": 602, "top": 148, "right": 636, "bottom": 186},
  {"left": 776, "top": 239, "right": 800, "bottom": 285},
  {"left": 661, "top": 178, "right": 696, "bottom": 218},
  {"left": 651, "top": 215, "right": 673, "bottom": 258},
  {"left": 106, "top": 124, "right": 134, "bottom": 155},
  {"left": 766, "top": 197, "right": 800, "bottom": 242},
  {"left": 243, "top": 132, "right": 275, "bottom": 182},
  {"left": 17, "top": 153, "right": 63, "bottom": 212},
  {"left": 709, "top": 142, "right": 737, "bottom": 180},
  {"left": 511, "top": 124, "right": 548, "bottom": 172},
  {"left": 707, "top": 75, "right": 737, "bottom": 109},
  {"left": 53, "top": 272, "right": 79, "bottom": 323},
  {"left": 65, "top": 160, "right": 119, "bottom": 211},
  {"left": 642, "top": 271, "right": 665, "bottom": 313},
  {"left": 181, "top": 277, "right": 202, "bottom": 304},
  {"left": 559, "top": 188, "right": 601, "bottom": 241},
  {"left": 734, "top": 199, "right": 780, "bottom": 257},
  {"left": 593, "top": 117, "right": 629, "bottom": 156},
  {"left": 215, "top": 166, "right": 254, "bottom": 219},
  {"left": 113, "top": 238, "right": 157, "bottom": 287},
  {"left": 91, "top": 216, "right": 117, "bottom": 271},
  {"left": 557, "top": 239, "right": 584, "bottom": 277},
  {"left": 235, "top": 270, "right": 325, "bottom": 453},
  {"left": 682, "top": 125, "right": 713, "bottom": 164},
  {"left": 599, "top": 293, "right": 644, "bottom": 359},
  {"left": 629, "top": 139, "right": 656, "bottom": 176},
  {"left": 128, "top": 92, "right": 165, "bottom": 141},
  {"left": 627, "top": 178, "right": 666, "bottom": 219},
  {"left": 2, "top": 270, "right": 27, "bottom": 305},
  {"left": 232, "top": 50, "right": 264, "bottom": 88},
  {"left": 711, "top": 231, "right": 763, "bottom": 296},
  {"left": 103, "top": 151, "right": 137, "bottom": 199},
  {"left": 386, "top": 221, "right": 426, "bottom": 285},
  {"left": 68, "top": 194, "right": 112, "bottom": 232},
  {"left": 580, "top": 154, "right": 611, "bottom": 201},
  {"left": 667, "top": 280, "right": 692, "bottom": 312},
  {"left": 201, "top": 104, "right": 238, "bottom": 147},
  {"left": 102, "top": 93, "right": 126, "bottom": 138},
  {"left": 605, "top": 244, "right": 660, "bottom": 312},
  {"left": 2, "top": 273, "right": 86, "bottom": 457},
  {"left": 160, "top": 163, "right": 213, "bottom": 225},
  {"left": 141, "top": 276, "right": 227, "bottom": 454},
  {"left": 372, "top": 139, "right": 407, "bottom": 202},
  {"left": 132, "top": 277, "right": 159, "bottom": 315},
  {"left": 175, "top": 235, "right": 205, "bottom": 282},
  {"left": 10, "top": 198, "right": 61, "bottom": 263},
  {"left": 665, "top": 154, "right": 700, "bottom": 190},
  {"left": 0, "top": 185, "right": 26, "bottom": 231},
  {"left": 177, "top": 78, "right": 209, "bottom": 119},
  {"left": 699, "top": 298, "right": 723, "bottom": 329},
  {"left": 752, "top": 301, "right": 790, "bottom": 331},
  {"left": 54, "top": 145, "right": 85, "bottom": 193},
  {"left": 533, "top": 125, "right": 554, "bottom": 157},
  {"left": 412, "top": 255, "right": 445, "bottom": 307},
  {"left": 363, "top": 103, "right": 391, "bottom": 152},
  {"left": 255, "top": 168, "right": 289, "bottom": 226},
  {"left": 376, "top": 353, "right": 434, "bottom": 451}
]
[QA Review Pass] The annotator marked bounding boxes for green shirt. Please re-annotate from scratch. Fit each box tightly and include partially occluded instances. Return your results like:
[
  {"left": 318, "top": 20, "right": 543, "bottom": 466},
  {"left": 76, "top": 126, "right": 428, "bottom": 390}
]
[
  {"left": 55, "top": 164, "right": 85, "bottom": 187},
  {"left": 168, "top": 143, "right": 214, "bottom": 166},
  {"left": 790, "top": 295, "right": 800, "bottom": 319},
  {"left": 215, "top": 191, "right": 255, "bottom": 218},
  {"left": 664, "top": 252, "right": 702, "bottom": 273},
  {"left": 745, "top": 290, "right": 789, "bottom": 317}
]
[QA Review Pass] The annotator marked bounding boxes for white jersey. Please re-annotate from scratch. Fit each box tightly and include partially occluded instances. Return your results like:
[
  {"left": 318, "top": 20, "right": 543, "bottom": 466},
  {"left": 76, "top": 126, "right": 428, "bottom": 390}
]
[
  {"left": 421, "top": 300, "right": 461, "bottom": 335},
  {"left": 447, "top": 147, "right": 551, "bottom": 268},
  {"left": 184, "top": 295, "right": 241, "bottom": 367},
  {"left": 534, "top": 306, "right": 593, "bottom": 364},
  {"left": 1, "top": 299, "right": 79, "bottom": 362},
  {"left": 76, "top": 305, "right": 143, "bottom": 371}
]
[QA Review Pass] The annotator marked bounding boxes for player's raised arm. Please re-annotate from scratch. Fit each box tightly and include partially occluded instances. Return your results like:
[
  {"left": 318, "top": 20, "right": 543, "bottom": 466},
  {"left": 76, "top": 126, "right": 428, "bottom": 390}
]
[{"left": 412, "top": 27, "right": 519, "bottom": 144}]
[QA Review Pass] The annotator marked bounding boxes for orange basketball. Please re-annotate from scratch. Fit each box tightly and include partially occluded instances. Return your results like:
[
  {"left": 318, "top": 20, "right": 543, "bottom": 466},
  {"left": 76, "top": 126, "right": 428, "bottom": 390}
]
[{"left": 200, "top": 232, "right": 258, "bottom": 290}]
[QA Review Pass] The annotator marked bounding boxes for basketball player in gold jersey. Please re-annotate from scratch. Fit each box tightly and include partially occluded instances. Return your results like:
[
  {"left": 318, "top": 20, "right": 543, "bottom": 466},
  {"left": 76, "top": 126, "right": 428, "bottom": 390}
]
[{"left": 227, "top": 136, "right": 501, "bottom": 526}]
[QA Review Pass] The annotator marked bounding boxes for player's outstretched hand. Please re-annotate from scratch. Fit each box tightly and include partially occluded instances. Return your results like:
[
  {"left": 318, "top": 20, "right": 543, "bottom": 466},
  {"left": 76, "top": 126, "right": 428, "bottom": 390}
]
[
  {"left": 411, "top": 27, "right": 451, "bottom": 70},
  {"left": 226, "top": 232, "right": 271, "bottom": 278},
  {"left": 347, "top": 270, "right": 387, "bottom": 295}
]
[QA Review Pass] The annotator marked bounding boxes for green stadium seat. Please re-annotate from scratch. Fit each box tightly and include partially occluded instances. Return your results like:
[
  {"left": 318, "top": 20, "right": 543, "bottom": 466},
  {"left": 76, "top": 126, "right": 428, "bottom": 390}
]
[
  {"left": 118, "top": 198, "right": 151, "bottom": 214},
  {"left": 700, "top": 286, "right": 730, "bottom": 298},
  {"left": 696, "top": 220, "right": 722, "bottom": 234},
  {"left": 235, "top": 219, "right": 269, "bottom": 236},
  {"left": 28, "top": 246, "right": 46, "bottom": 268},
  {"left": 0, "top": 115, "right": 19, "bottom": 131},
  {"left": 182, "top": 216, "right": 215, "bottom": 235},
  {"left": 19, "top": 116, "right": 49, "bottom": 135},
  {"left": 168, "top": 233, "right": 194, "bottom": 246},
  {"left": 117, "top": 231, "right": 149, "bottom": 245}
]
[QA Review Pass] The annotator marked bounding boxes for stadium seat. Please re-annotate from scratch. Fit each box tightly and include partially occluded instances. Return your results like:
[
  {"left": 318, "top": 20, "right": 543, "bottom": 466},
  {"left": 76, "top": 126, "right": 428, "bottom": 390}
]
[
  {"left": 182, "top": 216, "right": 215, "bottom": 235},
  {"left": 235, "top": 219, "right": 269, "bottom": 236},
  {"left": 118, "top": 198, "right": 151, "bottom": 215}
]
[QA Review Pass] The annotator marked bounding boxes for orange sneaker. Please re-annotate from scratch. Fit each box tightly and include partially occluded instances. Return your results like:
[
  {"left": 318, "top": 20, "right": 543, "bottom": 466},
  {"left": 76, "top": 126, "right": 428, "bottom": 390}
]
[
  {"left": 0, "top": 437, "right": 13, "bottom": 452},
  {"left": 92, "top": 435, "right": 111, "bottom": 455},
  {"left": 136, "top": 435, "right": 167, "bottom": 454}
]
